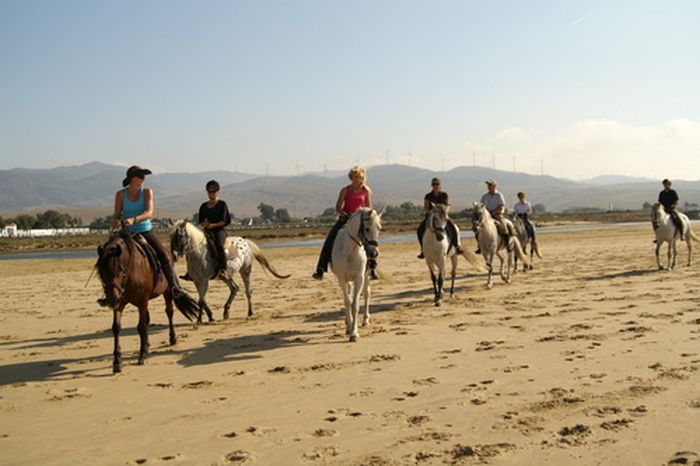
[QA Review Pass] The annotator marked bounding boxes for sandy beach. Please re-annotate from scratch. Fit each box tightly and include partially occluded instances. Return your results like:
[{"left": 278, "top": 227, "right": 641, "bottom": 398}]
[{"left": 1, "top": 224, "right": 699, "bottom": 466}]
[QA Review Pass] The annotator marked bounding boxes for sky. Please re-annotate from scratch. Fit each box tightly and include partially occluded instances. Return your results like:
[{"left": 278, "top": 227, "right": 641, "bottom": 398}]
[{"left": 1, "top": 0, "right": 699, "bottom": 180}]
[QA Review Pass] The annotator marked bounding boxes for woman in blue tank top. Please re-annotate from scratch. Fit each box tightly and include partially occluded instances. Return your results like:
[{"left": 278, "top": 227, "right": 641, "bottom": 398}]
[{"left": 97, "top": 165, "right": 187, "bottom": 306}]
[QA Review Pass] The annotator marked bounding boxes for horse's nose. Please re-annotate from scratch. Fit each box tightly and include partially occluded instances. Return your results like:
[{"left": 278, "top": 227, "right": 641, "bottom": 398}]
[{"left": 366, "top": 245, "right": 379, "bottom": 259}]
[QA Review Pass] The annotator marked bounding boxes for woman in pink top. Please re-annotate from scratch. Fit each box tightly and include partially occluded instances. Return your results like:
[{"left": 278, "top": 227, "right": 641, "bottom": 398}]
[{"left": 313, "top": 166, "right": 378, "bottom": 280}]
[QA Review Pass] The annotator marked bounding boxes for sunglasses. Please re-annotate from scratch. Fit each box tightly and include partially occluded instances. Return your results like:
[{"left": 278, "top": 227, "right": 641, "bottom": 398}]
[
  {"left": 432, "top": 183, "right": 440, "bottom": 186},
  {"left": 207, "top": 190, "right": 218, "bottom": 194}
]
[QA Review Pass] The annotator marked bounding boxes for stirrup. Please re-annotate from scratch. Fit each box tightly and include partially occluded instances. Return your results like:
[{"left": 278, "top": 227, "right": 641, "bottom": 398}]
[{"left": 97, "top": 296, "right": 109, "bottom": 308}]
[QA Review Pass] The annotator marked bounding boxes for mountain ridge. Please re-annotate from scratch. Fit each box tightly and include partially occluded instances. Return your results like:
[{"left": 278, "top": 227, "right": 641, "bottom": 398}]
[{"left": 2, "top": 162, "right": 699, "bottom": 219}]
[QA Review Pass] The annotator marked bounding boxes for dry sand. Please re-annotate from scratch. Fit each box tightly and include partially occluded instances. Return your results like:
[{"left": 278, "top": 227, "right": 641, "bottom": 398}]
[{"left": 1, "top": 225, "right": 699, "bottom": 466}]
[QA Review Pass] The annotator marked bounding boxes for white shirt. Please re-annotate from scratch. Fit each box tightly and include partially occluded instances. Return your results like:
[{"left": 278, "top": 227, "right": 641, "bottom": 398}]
[
  {"left": 481, "top": 191, "right": 506, "bottom": 215},
  {"left": 514, "top": 200, "right": 532, "bottom": 215}
]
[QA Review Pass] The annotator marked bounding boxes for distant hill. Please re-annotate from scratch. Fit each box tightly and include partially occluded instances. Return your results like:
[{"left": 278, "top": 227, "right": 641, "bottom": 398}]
[{"left": 2, "top": 162, "right": 699, "bottom": 220}]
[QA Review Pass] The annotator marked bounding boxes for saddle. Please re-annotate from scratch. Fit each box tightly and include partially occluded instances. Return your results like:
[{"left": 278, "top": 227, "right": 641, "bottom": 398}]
[{"left": 131, "top": 234, "right": 161, "bottom": 283}]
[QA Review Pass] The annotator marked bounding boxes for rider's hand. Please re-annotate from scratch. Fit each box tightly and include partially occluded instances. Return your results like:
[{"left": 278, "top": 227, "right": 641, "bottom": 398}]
[{"left": 112, "top": 219, "right": 122, "bottom": 229}]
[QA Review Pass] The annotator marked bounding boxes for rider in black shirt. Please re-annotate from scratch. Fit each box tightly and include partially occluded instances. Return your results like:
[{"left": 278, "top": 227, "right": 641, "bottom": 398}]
[
  {"left": 417, "top": 177, "right": 464, "bottom": 258},
  {"left": 658, "top": 178, "right": 686, "bottom": 240},
  {"left": 199, "top": 180, "right": 232, "bottom": 277}
]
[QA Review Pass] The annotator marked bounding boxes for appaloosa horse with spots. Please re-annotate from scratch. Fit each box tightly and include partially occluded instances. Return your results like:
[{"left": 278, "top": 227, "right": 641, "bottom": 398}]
[{"left": 170, "top": 220, "right": 290, "bottom": 323}]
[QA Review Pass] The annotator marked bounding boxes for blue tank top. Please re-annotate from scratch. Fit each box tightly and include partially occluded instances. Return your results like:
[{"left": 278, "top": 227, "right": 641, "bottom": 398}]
[{"left": 121, "top": 188, "right": 152, "bottom": 233}]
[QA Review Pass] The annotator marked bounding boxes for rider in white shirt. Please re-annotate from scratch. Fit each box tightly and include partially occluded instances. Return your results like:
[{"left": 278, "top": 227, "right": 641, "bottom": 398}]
[{"left": 514, "top": 191, "right": 537, "bottom": 246}]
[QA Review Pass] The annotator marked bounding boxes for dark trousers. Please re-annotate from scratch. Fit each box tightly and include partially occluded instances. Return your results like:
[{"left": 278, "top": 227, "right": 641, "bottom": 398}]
[
  {"left": 417, "top": 216, "right": 461, "bottom": 251},
  {"left": 141, "top": 229, "right": 180, "bottom": 289},
  {"left": 664, "top": 207, "right": 685, "bottom": 236},
  {"left": 315, "top": 217, "right": 377, "bottom": 273},
  {"left": 517, "top": 214, "right": 536, "bottom": 242},
  {"left": 206, "top": 229, "right": 228, "bottom": 272}
]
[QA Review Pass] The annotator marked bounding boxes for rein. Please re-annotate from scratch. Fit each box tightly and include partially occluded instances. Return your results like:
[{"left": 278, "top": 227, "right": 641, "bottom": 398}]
[{"left": 347, "top": 211, "right": 379, "bottom": 249}]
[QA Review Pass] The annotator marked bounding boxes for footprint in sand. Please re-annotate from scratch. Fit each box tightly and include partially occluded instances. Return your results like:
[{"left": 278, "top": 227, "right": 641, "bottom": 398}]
[
  {"left": 302, "top": 445, "right": 339, "bottom": 461},
  {"left": 225, "top": 450, "right": 254, "bottom": 463},
  {"left": 558, "top": 424, "right": 591, "bottom": 445},
  {"left": 406, "top": 415, "right": 430, "bottom": 426},
  {"left": 312, "top": 428, "right": 338, "bottom": 437},
  {"left": 666, "top": 451, "right": 700, "bottom": 466}
]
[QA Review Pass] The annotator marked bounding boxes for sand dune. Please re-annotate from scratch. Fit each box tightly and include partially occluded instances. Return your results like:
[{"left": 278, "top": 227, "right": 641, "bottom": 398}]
[{"left": 1, "top": 225, "right": 699, "bottom": 465}]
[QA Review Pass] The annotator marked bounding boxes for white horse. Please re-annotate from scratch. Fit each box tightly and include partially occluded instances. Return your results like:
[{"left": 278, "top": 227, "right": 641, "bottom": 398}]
[
  {"left": 510, "top": 213, "right": 543, "bottom": 272},
  {"left": 471, "top": 202, "right": 530, "bottom": 288},
  {"left": 651, "top": 203, "right": 698, "bottom": 269},
  {"left": 422, "top": 204, "right": 481, "bottom": 306},
  {"left": 330, "top": 208, "right": 382, "bottom": 342},
  {"left": 170, "top": 220, "right": 290, "bottom": 323}
]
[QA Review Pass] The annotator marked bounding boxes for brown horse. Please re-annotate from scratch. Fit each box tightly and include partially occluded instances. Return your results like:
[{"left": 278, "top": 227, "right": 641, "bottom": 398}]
[{"left": 96, "top": 231, "right": 199, "bottom": 373}]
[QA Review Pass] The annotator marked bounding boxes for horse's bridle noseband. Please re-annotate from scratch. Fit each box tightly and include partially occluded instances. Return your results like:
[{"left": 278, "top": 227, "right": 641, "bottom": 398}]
[{"left": 348, "top": 211, "right": 379, "bottom": 250}]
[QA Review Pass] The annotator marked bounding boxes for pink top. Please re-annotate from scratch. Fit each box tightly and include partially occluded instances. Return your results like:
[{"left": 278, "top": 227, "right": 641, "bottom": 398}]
[{"left": 343, "top": 187, "right": 368, "bottom": 214}]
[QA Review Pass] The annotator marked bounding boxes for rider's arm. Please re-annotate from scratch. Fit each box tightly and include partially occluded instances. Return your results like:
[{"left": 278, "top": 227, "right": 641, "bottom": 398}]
[
  {"left": 112, "top": 190, "right": 124, "bottom": 228},
  {"left": 335, "top": 187, "right": 347, "bottom": 216}
]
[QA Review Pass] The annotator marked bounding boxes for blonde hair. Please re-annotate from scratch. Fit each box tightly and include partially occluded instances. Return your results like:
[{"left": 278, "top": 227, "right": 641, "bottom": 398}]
[
  {"left": 347, "top": 166, "right": 370, "bottom": 193},
  {"left": 348, "top": 166, "right": 366, "bottom": 180}
]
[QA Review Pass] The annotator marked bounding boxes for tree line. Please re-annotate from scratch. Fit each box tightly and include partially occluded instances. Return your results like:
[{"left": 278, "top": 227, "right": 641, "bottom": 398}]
[{"left": 0, "top": 210, "right": 83, "bottom": 230}]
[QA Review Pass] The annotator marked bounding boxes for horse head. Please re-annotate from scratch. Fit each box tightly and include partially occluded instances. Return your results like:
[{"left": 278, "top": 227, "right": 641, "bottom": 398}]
[
  {"left": 650, "top": 202, "right": 664, "bottom": 230},
  {"left": 428, "top": 203, "right": 448, "bottom": 241},
  {"left": 471, "top": 202, "right": 488, "bottom": 231},
  {"left": 169, "top": 220, "right": 190, "bottom": 261},
  {"left": 349, "top": 208, "right": 382, "bottom": 260},
  {"left": 96, "top": 232, "right": 131, "bottom": 309}
]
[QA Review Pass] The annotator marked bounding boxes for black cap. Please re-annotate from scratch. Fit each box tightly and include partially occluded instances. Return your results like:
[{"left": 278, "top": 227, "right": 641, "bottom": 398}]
[
  {"left": 122, "top": 165, "right": 152, "bottom": 187},
  {"left": 206, "top": 179, "right": 220, "bottom": 191}
]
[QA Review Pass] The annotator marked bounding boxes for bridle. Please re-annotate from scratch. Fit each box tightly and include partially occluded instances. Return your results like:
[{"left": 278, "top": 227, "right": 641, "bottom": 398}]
[
  {"left": 99, "top": 232, "right": 133, "bottom": 309},
  {"left": 428, "top": 207, "right": 447, "bottom": 240},
  {"left": 347, "top": 210, "right": 379, "bottom": 250}
]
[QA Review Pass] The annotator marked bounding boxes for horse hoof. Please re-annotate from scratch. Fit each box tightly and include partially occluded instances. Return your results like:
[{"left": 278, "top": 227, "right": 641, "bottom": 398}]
[
  {"left": 113, "top": 363, "right": 122, "bottom": 373},
  {"left": 137, "top": 359, "right": 145, "bottom": 366},
  {"left": 435, "top": 301, "right": 441, "bottom": 307},
  {"left": 349, "top": 335, "right": 358, "bottom": 342}
]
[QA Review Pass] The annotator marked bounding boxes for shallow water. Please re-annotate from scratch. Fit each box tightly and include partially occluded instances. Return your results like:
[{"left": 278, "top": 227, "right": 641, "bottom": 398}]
[{"left": 0, "top": 220, "right": 683, "bottom": 261}]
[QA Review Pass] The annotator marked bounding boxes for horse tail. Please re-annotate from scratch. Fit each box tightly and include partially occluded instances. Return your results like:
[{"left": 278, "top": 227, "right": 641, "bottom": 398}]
[
  {"left": 512, "top": 237, "right": 531, "bottom": 266},
  {"left": 689, "top": 228, "right": 700, "bottom": 243},
  {"left": 246, "top": 240, "right": 292, "bottom": 279},
  {"left": 533, "top": 241, "right": 543, "bottom": 259},
  {"left": 172, "top": 293, "right": 200, "bottom": 322},
  {"left": 460, "top": 250, "right": 486, "bottom": 272}
]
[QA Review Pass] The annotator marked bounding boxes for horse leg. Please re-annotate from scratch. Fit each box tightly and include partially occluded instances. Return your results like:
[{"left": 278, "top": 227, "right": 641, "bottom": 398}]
[
  {"left": 348, "top": 277, "right": 363, "bottom": 342},
  {"left": 241, "top": 265, "right": 254, "bottom": 318},
  {"left": 195, "top": 279, "right": 215, "bottom": 323},
  {"left": 436, "top": 271, "right": 444, "bottom": 307},
  {"left": 341, "top": 281, "right": 353, "bottom": 336},
  {"left": 668, "top": 242, "right": 675, "bottom": 270},
  {"left": 497, "top": 250, "right": 508, "bottom": 282},
  {"left": 164, "top": 292, "right": 176, "bottom": 345},
  {"left": 136, "top": 304, "right": 150, "bottom": 366},
  {"left": 486, "top": 254, "right": 494, "bottom": 289},
  {"left": 430, "top": 270, "right": 439, "bottom": 304},
  {"left": 655, "top": 242, "right": 663, "bottom": 270},
  {"left": 686, "top": 238, "right": 693, "bottom": 267},
  {"left": 449, "top": 255, "right": 458, "bottom": 297},
  {"left": 222, "top": 275, "right": 239, "bottom": 320},
  {"left": 112, "top": 307, "right": 124, "bottom": 373},
  {"left": 361, "top": 273, "right": 371, "bottom": 327}
]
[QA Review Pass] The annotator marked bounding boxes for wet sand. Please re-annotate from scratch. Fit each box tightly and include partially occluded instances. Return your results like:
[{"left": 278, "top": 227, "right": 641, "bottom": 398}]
[{"left": 1, "top": 225, "right": 699, "bottom": 465}]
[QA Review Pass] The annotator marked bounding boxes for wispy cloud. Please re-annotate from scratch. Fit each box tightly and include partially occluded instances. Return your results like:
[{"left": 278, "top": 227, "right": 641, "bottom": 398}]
[{"left": 572, "top": 10, "right": 595, "bottom": 26}]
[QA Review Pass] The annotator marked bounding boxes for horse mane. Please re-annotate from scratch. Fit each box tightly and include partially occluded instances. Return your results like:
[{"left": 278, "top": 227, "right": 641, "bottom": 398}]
[{"left": 183, "top": 220, "right": 207, "bottom": 245}]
